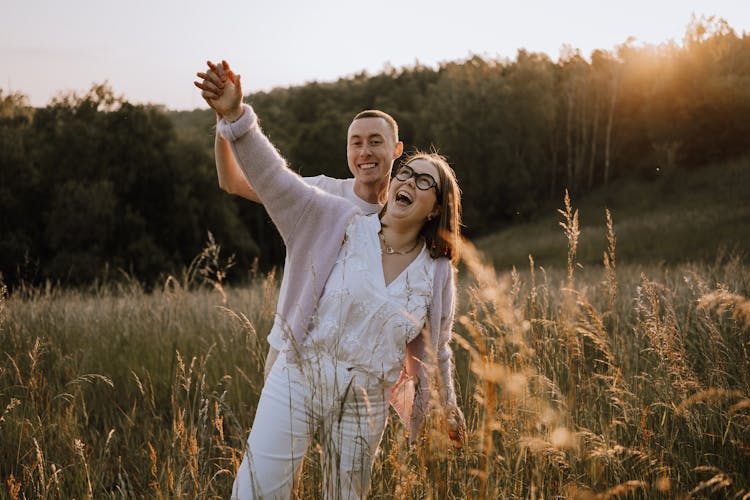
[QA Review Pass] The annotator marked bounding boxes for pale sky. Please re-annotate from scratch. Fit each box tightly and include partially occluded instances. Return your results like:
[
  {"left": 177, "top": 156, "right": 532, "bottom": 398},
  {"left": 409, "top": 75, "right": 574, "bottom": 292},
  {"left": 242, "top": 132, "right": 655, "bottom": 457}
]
[{"left": 2, "top": 0, "right": 748, "bottom": 110}]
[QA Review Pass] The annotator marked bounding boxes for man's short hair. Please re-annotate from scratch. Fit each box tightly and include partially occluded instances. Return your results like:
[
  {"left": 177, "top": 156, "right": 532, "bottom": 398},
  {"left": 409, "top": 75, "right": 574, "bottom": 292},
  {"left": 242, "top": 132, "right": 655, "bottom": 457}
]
[{"left": 352, "top": 110, "right": 399, "bottom": 143}]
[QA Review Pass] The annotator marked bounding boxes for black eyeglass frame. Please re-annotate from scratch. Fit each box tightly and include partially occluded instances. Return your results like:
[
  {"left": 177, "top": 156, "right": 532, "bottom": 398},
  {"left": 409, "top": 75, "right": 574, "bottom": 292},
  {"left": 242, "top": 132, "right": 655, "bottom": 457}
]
[{"left": 394, "top": 165, "right": 441, "bottom": 197}]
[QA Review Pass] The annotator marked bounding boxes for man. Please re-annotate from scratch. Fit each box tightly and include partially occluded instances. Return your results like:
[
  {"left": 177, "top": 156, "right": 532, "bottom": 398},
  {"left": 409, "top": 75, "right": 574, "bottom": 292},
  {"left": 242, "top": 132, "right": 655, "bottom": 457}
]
[{"left": 195, "top": 60, "right": 403, "bottom": 376}]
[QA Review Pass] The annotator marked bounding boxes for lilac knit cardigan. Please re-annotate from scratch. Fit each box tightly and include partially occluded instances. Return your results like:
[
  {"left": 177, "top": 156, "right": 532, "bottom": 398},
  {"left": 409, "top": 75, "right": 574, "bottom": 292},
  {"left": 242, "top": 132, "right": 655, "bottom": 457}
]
[{"left": 219, "top": 104, "right": 458, "bottom": 437}]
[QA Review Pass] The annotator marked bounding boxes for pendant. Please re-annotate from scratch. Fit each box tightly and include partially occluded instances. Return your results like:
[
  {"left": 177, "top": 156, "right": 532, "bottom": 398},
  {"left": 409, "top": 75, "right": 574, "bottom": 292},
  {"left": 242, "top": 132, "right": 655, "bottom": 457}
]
[{"left": 385, "top": 246, "right": 395, "bottom": 254}]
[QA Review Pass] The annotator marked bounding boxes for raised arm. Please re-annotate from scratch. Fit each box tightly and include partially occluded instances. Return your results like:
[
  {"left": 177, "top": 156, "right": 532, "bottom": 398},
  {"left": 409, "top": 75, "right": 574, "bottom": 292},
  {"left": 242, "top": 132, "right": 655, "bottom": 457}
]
[
  {"left": 195, "top": 61, "right": 260, "bottom": 202},
  {"left": 197, "top": 61, "right": 356, "bottom": 247},
  {"left": 214, "top": 122, "right": 260, "bottom": 201}
]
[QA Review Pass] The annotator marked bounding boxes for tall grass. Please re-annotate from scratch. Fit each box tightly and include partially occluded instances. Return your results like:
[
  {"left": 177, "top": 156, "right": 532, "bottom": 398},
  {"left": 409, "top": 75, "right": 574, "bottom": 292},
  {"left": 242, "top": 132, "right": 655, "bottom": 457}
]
[{"left": 2, "top": 199, "right": 749, "bottom": 498}]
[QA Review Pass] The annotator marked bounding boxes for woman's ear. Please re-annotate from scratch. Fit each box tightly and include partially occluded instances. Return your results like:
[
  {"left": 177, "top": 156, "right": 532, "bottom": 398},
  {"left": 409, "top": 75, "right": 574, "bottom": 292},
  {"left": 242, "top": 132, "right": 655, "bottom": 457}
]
[{"left": 429, "top": 205, "right": 441, "bottom": 221}]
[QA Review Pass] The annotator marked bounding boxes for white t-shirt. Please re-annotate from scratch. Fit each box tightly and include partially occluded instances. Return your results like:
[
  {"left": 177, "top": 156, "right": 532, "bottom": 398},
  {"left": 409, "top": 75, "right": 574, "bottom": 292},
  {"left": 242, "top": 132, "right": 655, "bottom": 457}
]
[
  {"left": 266, "top": 175, "right": 382, "bottom": 350},
  {"left": 293, "top": 215, "right": 435, "bottom": 386},
  {"left": 306, "top": 175, "right": 381, "bottom": 215}
]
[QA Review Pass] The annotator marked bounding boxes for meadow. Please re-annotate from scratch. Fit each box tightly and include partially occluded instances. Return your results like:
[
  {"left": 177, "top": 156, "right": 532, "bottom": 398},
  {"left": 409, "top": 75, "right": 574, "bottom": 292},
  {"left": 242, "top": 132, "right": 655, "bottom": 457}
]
[{"left": 2, "top": 188, "right": 749, "bottom": 499}]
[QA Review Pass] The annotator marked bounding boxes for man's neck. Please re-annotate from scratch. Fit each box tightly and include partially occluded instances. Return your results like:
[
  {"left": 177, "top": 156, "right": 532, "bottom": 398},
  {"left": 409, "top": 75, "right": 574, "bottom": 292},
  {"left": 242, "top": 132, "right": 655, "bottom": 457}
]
[{"left": 353, "top": 179, "right": 389, "bottom": 205}]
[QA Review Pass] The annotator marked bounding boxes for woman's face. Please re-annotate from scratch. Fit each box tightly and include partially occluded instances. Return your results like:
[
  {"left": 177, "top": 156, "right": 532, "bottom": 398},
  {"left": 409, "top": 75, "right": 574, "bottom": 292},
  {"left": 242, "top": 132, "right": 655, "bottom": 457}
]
[{"left": 386, "top": 159, "right": 441, "bottom": 226}]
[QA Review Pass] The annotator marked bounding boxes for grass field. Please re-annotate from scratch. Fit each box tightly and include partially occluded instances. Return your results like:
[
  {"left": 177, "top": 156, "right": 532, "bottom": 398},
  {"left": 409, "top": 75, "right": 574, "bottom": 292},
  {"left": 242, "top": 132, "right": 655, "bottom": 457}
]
[
  {"left": 475, "top": 156, "right": 750, "bottom": 270},
  {"left": 2, "top": 165, "right": 750, "bottom": 498}
]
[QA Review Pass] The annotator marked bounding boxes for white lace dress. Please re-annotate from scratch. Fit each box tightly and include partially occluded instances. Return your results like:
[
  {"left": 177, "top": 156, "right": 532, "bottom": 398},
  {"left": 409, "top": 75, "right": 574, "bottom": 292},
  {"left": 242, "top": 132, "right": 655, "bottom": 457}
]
[{"left": 288, "top": 214, "right": 436, "bottom": 387}]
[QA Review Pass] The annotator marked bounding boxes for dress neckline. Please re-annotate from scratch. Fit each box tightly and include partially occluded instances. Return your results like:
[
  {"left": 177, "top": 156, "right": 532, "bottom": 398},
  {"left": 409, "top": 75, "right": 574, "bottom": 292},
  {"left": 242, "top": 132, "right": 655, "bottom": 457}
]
[{"left": 373, "top": 217, "right": 427, "bottom": 289}]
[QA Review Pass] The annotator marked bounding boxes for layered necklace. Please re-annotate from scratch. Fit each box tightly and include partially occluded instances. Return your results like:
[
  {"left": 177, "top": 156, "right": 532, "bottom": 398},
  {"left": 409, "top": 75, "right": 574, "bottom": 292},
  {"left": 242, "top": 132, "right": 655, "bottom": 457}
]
[{"left": 379, "top": 229, "right": 421, "bottom": 255}]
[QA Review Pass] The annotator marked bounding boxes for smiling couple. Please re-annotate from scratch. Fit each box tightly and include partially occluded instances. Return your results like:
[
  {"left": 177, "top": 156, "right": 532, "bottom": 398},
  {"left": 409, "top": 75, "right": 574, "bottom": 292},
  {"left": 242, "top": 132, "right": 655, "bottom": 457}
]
[{"left": 195, "top": 60, "right": 466, "bottom": 500}]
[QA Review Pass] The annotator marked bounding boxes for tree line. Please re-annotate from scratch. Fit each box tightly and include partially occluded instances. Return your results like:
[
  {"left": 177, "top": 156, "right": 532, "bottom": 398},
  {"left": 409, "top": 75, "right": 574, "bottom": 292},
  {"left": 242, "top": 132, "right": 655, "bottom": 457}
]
[{"left": 1, "top": 15, "right": 748, "bottom": 288}]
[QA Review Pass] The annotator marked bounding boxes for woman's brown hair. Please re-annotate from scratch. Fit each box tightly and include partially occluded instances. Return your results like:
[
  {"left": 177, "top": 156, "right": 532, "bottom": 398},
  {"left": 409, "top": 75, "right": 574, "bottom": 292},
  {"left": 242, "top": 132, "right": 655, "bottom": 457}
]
[{"left": 400, "top": 151, "right": 462, "bottom": 265}]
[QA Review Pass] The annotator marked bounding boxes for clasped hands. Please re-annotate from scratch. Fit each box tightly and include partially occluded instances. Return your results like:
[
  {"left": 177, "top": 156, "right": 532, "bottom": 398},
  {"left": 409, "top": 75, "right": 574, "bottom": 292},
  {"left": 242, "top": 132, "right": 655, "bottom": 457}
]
[{"left": 193, "top": 60, "right": 244, "bottom": 122}]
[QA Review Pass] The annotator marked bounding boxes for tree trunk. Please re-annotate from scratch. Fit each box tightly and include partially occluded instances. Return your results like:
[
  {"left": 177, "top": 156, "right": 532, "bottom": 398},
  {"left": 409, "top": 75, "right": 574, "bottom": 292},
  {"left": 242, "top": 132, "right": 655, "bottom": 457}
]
[
  {"left": 603, "top": 73, "right": 618, "bottom": 185},
  {"left": 565, "top": 89, "right": 574, "bottom": 191},
  {"left": 575, "top": 87, "right": 588, "bottom": 190},
  {"left": 588, "top": 92, "right": 600, "bottom": 189}
]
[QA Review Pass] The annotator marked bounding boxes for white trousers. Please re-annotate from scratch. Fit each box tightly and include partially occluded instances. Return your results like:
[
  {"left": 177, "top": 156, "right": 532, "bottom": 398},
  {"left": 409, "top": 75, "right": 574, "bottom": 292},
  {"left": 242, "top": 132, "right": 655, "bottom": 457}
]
[{"left": 231, "top": 353, "right": 389, "bottom": 500}]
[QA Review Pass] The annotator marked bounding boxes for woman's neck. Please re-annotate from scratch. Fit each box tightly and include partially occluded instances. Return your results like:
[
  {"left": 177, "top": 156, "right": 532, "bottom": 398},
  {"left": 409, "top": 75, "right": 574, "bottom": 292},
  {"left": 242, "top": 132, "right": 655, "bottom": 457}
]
[{"left": 379, "top": 215, "right": 421, "bottom": 251}]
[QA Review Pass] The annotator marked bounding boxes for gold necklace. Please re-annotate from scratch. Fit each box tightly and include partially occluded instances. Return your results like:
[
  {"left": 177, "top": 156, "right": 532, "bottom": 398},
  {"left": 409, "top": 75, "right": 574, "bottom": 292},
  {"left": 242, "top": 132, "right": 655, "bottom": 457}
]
[{"left": 379, "top": 230, "right": 421, "bottom": 255}]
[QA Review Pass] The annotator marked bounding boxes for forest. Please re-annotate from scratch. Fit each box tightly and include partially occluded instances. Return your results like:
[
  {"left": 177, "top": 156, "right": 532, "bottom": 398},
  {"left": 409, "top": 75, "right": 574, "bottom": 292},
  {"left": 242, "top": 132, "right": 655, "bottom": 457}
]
[{"left": 1, "top": 15, "right": 748, "bottom": 287}]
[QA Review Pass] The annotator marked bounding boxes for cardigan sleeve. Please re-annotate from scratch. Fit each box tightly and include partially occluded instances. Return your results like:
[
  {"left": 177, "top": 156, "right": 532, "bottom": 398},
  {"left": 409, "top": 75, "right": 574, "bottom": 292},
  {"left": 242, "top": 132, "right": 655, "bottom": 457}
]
[
  {"left": 402, "top": 258, "right": 459, "bottom": 438},
  {"left": 435, "top": 261, "right": 458, "bottom": 407},
  {"left": 218, "top": 104, "right": 354, "bottom": 246}
]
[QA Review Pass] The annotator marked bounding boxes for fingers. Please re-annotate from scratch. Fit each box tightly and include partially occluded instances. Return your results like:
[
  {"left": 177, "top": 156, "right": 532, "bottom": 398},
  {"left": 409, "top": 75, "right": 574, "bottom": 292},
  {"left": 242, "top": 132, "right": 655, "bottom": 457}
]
[
  {"left": 194, "top": 60, "right": 242, "bottom": 114},
  {"left": 192, "top": 82, "right": 222, "bottom": 103},
  {"left": 194, "top": 69, "right": 225, "bottom": 97},
  {"left": 197, "top": 68, "right": 224, "bottom": 88},
  {"left": 447, "top": 425, "right": 464, "bottom": 449},
  {"left": 194, "top": 75, "right": 223, "bottom": 93},
  {"left": 193, "top": 81, "right": 221, "bottom": 99},
  {"left": 215, "top": 67, "right": 226, "bottom": 82},
  {"left": 448, "top": 432, "right": 464, "bottom": 449},
  {"left": 222, "top": 60, "right": 235, "bottom": 84},
  {"left": 446, "top": 407, "right": 467, "bottom": 449}
]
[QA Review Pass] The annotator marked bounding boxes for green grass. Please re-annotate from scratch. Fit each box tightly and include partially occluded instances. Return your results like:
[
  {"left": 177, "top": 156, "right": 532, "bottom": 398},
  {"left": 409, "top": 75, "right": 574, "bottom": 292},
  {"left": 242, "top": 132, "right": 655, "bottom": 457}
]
[{"left": 476, "top": 157, "right": 750, "bottom": 270}]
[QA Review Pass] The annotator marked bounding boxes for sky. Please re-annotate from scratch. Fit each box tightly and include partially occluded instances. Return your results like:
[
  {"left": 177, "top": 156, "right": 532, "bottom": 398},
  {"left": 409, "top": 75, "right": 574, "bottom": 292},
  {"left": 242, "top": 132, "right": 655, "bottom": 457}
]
[{"left": 2, "top": 0, "right": 748, "bottom": 110}]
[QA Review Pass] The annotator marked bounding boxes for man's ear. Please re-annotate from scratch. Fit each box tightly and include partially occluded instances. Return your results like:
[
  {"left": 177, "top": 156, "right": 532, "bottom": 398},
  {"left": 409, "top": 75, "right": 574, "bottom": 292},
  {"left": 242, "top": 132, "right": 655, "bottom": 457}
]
[{"left": 393, "top": 141, "right": 404, "bottom": 159}]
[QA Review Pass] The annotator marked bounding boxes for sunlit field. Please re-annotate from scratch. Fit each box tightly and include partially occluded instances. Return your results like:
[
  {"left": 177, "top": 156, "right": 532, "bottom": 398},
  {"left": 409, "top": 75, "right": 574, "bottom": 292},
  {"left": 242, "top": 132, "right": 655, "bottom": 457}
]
[{"left": 2, "top": 198, "right": 749, "bottom": 499}]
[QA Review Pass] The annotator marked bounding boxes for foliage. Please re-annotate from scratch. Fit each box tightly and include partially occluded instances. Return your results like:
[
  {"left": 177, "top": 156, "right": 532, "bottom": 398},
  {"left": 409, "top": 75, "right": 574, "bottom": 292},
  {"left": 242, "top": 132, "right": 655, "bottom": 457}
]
[
  {"left": 0, "top": 86, "right": 257, "bottom": 287},
  {"left": 2, "top": 15, "right": 750, "bottom": 286}
]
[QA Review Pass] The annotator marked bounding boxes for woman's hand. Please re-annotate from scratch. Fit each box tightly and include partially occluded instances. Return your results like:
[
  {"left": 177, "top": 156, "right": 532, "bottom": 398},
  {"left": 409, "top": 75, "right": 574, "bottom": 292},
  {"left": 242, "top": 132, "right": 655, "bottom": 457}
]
[
  {"left": 446, "top": 405, "right": 467, "bottom": 449},
  {"left": 194, "top": 60, "right": 244, "bottom": 122}
]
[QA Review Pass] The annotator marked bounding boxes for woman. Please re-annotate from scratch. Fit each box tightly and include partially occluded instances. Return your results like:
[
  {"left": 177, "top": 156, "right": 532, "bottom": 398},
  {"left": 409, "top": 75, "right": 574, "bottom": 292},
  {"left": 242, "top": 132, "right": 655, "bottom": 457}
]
[{"left": 198, "top": 64, "right": 465, "bottom": 499}]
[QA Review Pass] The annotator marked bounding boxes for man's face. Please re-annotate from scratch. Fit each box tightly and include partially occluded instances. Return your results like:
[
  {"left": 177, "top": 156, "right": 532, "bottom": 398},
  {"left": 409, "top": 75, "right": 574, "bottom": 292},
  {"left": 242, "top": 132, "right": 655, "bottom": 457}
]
[{"left": 346, "top": 117, "right": 401, "bottom": 186}]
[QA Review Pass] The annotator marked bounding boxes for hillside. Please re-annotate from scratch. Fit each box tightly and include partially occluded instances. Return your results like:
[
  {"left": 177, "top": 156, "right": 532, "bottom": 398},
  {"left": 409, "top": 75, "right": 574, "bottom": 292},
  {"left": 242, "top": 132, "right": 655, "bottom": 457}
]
[{"left": 475, "top": 156, "right": 750, "bottom": 270}]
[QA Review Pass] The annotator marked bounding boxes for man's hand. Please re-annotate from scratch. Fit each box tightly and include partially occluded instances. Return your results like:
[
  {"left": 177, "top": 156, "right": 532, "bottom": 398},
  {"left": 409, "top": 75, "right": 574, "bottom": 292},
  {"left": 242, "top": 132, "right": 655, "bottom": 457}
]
[{"left": 194, "top": 60, "right": 244, "bottom": 121}]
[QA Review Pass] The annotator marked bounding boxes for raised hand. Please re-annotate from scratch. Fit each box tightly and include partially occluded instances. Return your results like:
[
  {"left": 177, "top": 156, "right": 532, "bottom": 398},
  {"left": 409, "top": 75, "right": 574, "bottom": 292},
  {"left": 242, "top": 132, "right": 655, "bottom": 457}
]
[{"left": 194, "top": 60, "right": 244, "bottom": 121}]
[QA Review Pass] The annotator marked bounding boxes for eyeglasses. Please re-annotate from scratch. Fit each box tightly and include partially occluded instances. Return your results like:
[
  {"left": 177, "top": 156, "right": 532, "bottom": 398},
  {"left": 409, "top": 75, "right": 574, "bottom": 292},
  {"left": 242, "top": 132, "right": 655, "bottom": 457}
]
[{"left": 395, "top": 165, "right": 441, "bottom": 195}]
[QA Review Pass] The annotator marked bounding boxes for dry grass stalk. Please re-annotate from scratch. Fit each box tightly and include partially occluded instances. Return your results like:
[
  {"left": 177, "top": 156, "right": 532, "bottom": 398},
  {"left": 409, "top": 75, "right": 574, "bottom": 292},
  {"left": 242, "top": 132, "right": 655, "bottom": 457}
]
[
  {"left": 689, "top": 468, "right": 734, "bottom": 497},
  {"left": 603, "top": 208, "right": 617, "bottom": 312},
  {"left": 5, "top": 473, "right": 21, "bottom": 500},
  {"left": 637, "top": 276, "right": 701, "bottom": 398},
  {"left": 595, "top": 479, "right": 647, "bottom": 498},
  {"left": 676, "top": 388, "right": 745, "bottom": 416},
  {"left": 73, "top": 438, "right": 93, "bottom": 499},
  {"left": 697, "top": 290, "right": 750, "bottom": 330}
]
